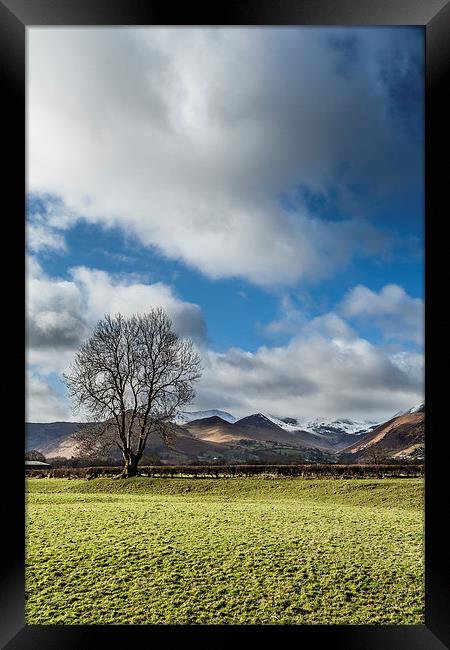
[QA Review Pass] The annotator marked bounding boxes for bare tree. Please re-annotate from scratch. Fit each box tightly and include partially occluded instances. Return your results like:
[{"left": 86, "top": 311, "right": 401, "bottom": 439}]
[{"left": 63, "top": 308, "right": 202, "bottom": 477}]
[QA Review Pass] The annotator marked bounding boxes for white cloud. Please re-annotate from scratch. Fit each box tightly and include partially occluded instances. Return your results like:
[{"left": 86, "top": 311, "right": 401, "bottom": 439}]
[
  {"left": 26, "top": 256, "right": 208, "bottom": 420},
  {"left": 264, "top": 295, "right": 308, "bottom": 335},
  {"left": 27, "top": 27, "right": 421, "bottom": 287},
  {"left": 340, "top": 283, "right": 423, "bottom": 344},
  {"left": 70, "top": 266, "right": 207, "bottom": 343},
  {"left": 26, "top": 256, "right": 207, "bottom": 378},
  {"left": 27, "top": 222, "right": 67, "bottom": 253},
  {"left": 26, "top": 194, "right": 82, "bottom": 253},
  {"left": 26, "top": 371, "right": 72, "bottom": 422},
  {"left": 194, "top": 313, "right": 423, "bottom": 421}
]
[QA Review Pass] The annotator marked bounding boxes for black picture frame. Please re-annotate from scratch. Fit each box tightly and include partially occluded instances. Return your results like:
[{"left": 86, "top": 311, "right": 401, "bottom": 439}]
[{"left": 2, "top": 1, "right": 449, "bottom": 647}]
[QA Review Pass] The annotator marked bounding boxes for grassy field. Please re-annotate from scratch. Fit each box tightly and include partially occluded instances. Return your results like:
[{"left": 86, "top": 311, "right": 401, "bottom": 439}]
[{"left": 26, "top": 477, "right": 424, "bottom": 625}]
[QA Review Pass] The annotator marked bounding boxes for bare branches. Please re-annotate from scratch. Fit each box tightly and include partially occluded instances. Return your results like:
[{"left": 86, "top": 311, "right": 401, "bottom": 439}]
[{"left": 64, "top": 308, "right": 203, "bottom": 476}]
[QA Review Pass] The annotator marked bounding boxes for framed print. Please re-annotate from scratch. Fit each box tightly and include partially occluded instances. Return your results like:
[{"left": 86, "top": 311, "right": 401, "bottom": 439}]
[{"left": 2, "top": 0, "right": 449, "bottom": 648}]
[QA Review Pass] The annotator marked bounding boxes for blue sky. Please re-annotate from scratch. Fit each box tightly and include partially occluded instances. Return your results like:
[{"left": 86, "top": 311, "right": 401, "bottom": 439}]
[{"left": 26, "top": 27, "right": 424, "bottom": 422}]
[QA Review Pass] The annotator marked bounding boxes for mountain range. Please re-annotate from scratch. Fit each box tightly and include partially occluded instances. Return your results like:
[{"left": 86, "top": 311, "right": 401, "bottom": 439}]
[{"left": 26, "top": 403, "right": 424, "bottom": 465}]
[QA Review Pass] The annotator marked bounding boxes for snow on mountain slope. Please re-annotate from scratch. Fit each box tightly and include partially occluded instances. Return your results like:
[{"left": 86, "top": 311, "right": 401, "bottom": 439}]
[
  {"left": 342, "top": 410, "right": 424, "bottom": 458},
  {"left": 171, "top": 405, "right": 422, "bottom": 437},
  {"left": 265, "top": 413, "right": 378, "bottom": 436},
  {"left": 391, "top": 401, "right": 425, "bottom": 418},
  {"left": 172, "top": 410, "right": 237, "bottom": 425},
  {"left": 408, "top": 401, "right": 425, "bottom": 414},
  {"left": 263, "top": 414, "right": 304, "bottom": 432},
  {"left": 235, "top": 413, "right": 285, "bottom": 429},
  {"left": 301, "top": 417, "right": 379, "bottom": 436}
]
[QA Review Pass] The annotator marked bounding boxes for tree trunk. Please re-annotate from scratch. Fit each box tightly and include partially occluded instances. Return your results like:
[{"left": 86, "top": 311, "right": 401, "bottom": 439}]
[{"left": 119, "top": 451, "right": 140, "bottom": 478}]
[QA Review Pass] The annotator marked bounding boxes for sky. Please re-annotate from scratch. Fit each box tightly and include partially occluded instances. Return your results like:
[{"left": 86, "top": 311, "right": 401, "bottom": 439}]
[{"left": 26, "top": 26, "right": 424, "bottom": 423}]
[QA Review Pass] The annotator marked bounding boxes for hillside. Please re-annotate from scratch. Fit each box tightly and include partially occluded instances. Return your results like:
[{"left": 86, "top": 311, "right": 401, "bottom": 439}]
[
  {"left": 25, "top": 403, "right": 424, "bottom": 464},
  {"left": 340, "top": 410, "right": 425, "bottom": 462},
  {"left": 187, "top": 413, "right": 305, "bottom": 446},
  {"left": 186, "top": 413, "right": 373, "bottom": 452},
  {"left": 26, "top": 422, "right": 90, "bottom": 456},
  {"left": 171, "top": 409, "right": 237, "bottom": 425}
]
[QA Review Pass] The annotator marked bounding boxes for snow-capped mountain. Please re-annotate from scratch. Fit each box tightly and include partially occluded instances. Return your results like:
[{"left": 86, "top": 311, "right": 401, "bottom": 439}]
[
  {"left": 235, "top": 413, "right": 287, "bottom": 430},
  {"left": 172, "top": 410, "right": 237, "bottom": 426},
  {"left": 342, "top": 404, "right": 425, "bottom": 461},
  {"left": 392, "top": 401, "right": 425, "bottom": 418},
  {"left": 27, "top": 403, "right": 425, "bottom": 462},
  {"left": 408, "top": 401, "right": 425, "bottom": 414},
  {"left": 265, "top": 413, "right": 378, "bottom": 436},
  {"left": 300, "top": 417, "right": 379, "bottom": 436},
  {"left": 262, "top": 414, "right": 305, "bottom": 433},
  {"left": 172, "top": 403, "right": 424, "bottom": 441}
]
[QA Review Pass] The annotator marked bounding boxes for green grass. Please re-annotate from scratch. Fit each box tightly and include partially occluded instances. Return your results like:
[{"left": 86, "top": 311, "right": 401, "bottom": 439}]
[{"left": 26, "top": 477, "right": 424, "bottom": 625}]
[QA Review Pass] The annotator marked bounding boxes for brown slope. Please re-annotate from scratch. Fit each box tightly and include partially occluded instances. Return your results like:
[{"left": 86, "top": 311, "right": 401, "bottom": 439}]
[
  {"left": 283, "top": 429, "right": 336, "bottom": 451},
  {"left": 26, "top": 421, "right": 92, "bottom": 455},
  {"left": 44, "top": 418, "right": 227, "bottom": 461},
  {"left": 186, "top": 414, "right": 335, "bottom": 450},
  {"left": 44, "top": 436, "right": 83, "bottom": 459},
  {"left": 231, "top": 414, "right": 337, "bottom": 449},
  {"left": 155, "top": 424, "right": 226, "bottom": 458},
  {"left": 185, "top": 416, "right": 239, "bottom": 443},
  {"left": 341, "top": 411, "right": 424, "bottom": 460}
]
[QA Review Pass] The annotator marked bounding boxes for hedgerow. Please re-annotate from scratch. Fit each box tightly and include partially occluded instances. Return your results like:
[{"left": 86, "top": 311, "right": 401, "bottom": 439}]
[{"left": 25, "top": 463, "right": 424, "bottom": 479}]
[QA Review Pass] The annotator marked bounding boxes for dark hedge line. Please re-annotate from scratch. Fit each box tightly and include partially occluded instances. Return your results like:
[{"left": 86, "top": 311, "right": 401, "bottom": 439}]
[{"left": 25, "top": 463, "right": 424, "bottom": 479}]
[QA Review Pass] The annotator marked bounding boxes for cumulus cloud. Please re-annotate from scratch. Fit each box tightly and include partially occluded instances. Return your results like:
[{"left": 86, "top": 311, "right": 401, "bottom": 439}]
[
  {"left": 26, "top": 371, "right": 72, "bottom": 422},
  {"left": 264, "top": 295, "right": 308, "bottom": 335},
  {"left": 28, "top": 27, "right": 421, "bottom": 287},
  {"left": 26, "top": 256, "right": 207, "bottom": 377},
  {"left": 340, "top": 284, "right": 423, "bottom": 344},
  {"left": 26, "top": 193, "right": 80, "bottom": 254},
  {"left": 194, "top": 313, "right": 423, "bottom": 421},
  {"left": 26, "top": 222, "right": 67, "bottom": 253},
  {"left": 70, "top": 266, "right": 207, "bottom": 341},
  {"left": 26, "top": 256, "right": 208, "bottom": 420}
]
